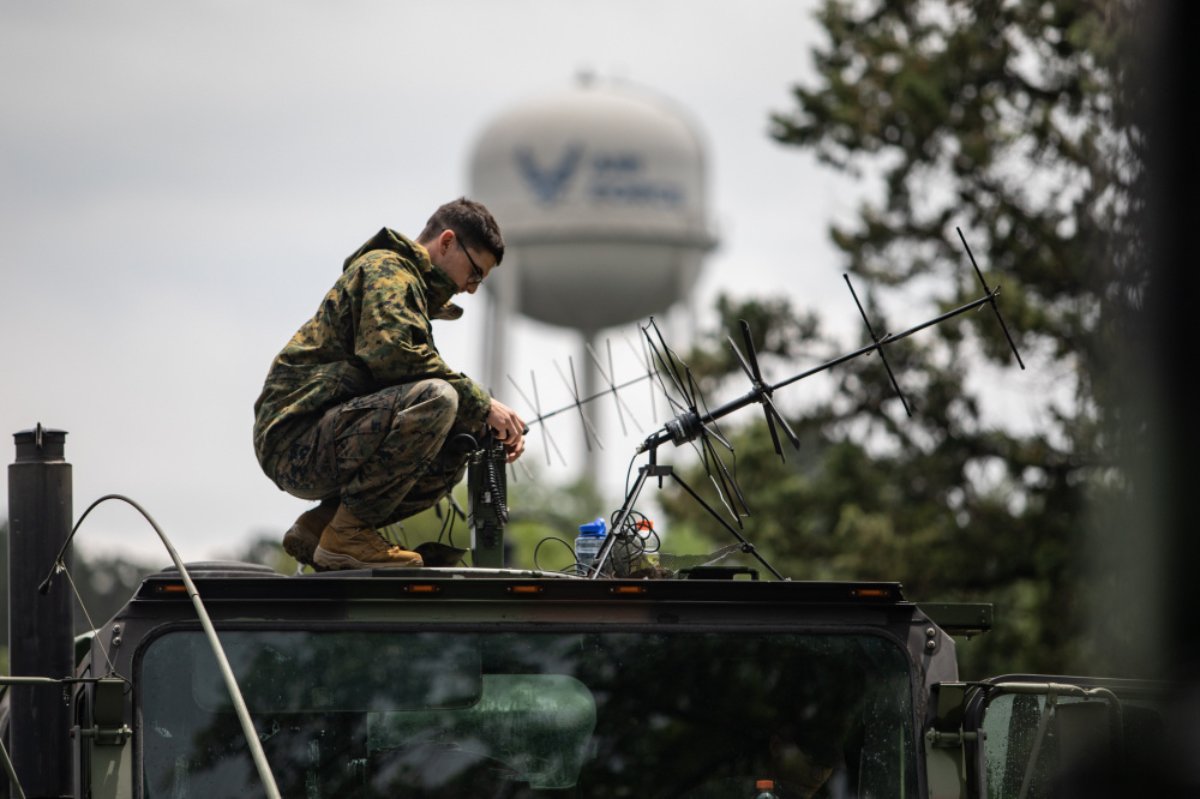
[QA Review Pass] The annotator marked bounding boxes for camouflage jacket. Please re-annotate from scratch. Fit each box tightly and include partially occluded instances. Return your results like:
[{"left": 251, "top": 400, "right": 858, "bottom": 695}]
[{"left": 253, "top": 228, "right": 491, "bottom": 473}]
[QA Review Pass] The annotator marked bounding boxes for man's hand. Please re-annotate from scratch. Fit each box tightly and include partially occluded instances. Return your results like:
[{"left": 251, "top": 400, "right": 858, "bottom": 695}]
[{"left": 487, "top": 398, "right": 526, "bottom": 463}]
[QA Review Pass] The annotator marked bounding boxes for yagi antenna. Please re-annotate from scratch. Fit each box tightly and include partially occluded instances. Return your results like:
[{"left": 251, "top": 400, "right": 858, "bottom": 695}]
[
  {"left": 958, "top": 226, "right": 1025, "bottom": 370},
  {"left": 475, "top": 230, "right": 1022, "bottom": 582},
  {"left": 640, "top": 228, "right": 1025, "bottom": 458},
  {"left": 843, "top": 274, "right": 913, "bottom": 417},
  {"left": 505, "top": 331, "right": 663, "bottom": 465},
  {"left": 555, "top": 356, "right": 603, "bottom": 452},
  {"left": 586, "top": 338, "right": 642, "bottom": 437},
  {"left": 640, "top": 318, "right": 751, "bottom": 525},
  {"left": 726, "top": 318, "right": 801, "bottom": 458},
  {"left": 628, "top": 333, "right": 660, "bottom": 423},
  {"left": 506, "top": 371, "right": 567, "bottom": 468},
  {"left": 585, "top": 229, "right": 1026, "bottom": 580}
]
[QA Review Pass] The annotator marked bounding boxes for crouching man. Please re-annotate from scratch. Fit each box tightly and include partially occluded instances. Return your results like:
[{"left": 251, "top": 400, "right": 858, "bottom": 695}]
[{"left": 252, "top": 198, "right": 525, "bottom": 570}]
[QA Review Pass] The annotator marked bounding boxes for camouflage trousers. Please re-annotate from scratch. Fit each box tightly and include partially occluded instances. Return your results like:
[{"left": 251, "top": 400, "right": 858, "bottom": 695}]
[{"left": 269, "top": 379, "right": 478, "bottom": 526}]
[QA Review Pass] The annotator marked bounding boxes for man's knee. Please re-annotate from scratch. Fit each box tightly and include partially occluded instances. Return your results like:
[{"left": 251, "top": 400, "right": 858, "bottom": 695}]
[
  {"left": 412, "top": 378, "right": 458, "bottom": 412},
  {"left": 403, "top": 379, "right": 458, "bottom": 435}
]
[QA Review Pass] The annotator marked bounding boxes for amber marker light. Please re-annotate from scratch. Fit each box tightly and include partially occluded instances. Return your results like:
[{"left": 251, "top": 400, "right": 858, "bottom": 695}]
[
  {"left": 403, "top": 584, "right": 440, "bottom": 594},
  {"left": 154, "top": 583, "right": 188, "bottom": 594},
  {"left": 610, "top": 585, "right": 648, "bottom": 595},
  {"left": 507, "top": 585, "right": 544, "bottom": 595}
]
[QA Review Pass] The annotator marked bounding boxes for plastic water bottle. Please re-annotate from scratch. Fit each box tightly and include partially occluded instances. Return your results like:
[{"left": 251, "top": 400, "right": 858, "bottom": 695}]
[{"left": 574, "top": 518, "right": 607, "bottom": 574}]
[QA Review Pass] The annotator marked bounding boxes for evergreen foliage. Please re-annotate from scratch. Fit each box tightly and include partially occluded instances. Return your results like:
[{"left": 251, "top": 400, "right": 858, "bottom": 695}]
[{"left": 660, "top": 1, "right": 1149, "bottom": 678}]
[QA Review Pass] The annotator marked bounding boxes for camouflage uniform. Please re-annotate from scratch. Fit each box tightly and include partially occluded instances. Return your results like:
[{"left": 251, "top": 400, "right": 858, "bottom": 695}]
[{"left": 253, "top": 228, "right": 491, "bottom": 526}]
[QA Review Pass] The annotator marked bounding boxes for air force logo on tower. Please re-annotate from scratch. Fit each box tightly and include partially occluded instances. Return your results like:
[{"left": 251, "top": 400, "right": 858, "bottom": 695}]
[
  {"left": 515, "top": 144, "right": 684, "bottom": 208},
  {"left": 516, "top": 145, "right": 584, "bottom": 205}
]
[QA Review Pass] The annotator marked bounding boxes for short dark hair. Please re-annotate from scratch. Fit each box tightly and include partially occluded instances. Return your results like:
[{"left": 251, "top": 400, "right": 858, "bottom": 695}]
[{"left": 417, "top": 197, "right": 505, "bottom": 265}]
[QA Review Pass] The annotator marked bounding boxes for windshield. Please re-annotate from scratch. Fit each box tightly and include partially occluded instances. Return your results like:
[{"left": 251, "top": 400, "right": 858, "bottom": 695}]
[{"left": 139, "top": 628, "right": 915, "bottom": 798}]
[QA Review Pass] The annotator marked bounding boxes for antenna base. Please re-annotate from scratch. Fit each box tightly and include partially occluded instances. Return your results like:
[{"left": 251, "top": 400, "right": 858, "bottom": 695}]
[{"left": 665, "top": 411, "right": 702, "bottom": 446}]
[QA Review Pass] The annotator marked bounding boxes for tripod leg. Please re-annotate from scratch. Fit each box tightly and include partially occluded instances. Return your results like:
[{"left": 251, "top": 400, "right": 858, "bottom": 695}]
[
  {"left": 587, "top": 466, "right": 654, "bottom": 580},
  {"left": 671, "top": 473, "right": 786, "bottom": 581}
]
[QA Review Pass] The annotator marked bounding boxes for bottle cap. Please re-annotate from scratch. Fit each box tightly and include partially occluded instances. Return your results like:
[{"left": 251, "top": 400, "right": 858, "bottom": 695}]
[{"left": 578, "top": 518, "right": 607, "bottom": 536}]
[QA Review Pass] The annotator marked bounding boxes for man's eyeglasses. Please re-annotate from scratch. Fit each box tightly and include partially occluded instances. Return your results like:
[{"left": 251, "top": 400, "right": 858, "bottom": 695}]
[{"left": 456, "top": 236, "right": 486, "bottom": 285}]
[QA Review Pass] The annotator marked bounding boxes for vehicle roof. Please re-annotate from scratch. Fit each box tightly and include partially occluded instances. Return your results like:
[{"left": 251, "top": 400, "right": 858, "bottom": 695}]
[{"left": 134, "top": 563, "right": 908, "bottom": 606}]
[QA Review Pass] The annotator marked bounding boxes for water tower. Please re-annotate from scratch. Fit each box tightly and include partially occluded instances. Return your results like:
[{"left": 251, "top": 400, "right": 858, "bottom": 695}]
[{"left": 469, "top": 78, "right": 717, "bottom": 473}]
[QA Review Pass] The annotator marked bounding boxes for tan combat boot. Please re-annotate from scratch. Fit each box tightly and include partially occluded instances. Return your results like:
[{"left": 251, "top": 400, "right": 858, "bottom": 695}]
[
  {"left": 313, "top": 504, "right": 424, "bottom": 570},
  {"left": 281, "top": 499, "right": 338, "bottom": 569}
]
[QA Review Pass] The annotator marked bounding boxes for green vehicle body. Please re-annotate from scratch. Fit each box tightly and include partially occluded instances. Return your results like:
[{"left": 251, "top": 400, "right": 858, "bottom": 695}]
[{"left": 3, "top": 560, "right": 1164, "bottom": 799}]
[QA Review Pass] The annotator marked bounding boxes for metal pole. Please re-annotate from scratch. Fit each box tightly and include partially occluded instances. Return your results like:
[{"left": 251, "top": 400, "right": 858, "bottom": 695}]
[
  {"left": 7, "top": 425, "right": 73, "bottom": 799},
  {"left": 581, "top": 332, "right": 599, "bottom": 485}
]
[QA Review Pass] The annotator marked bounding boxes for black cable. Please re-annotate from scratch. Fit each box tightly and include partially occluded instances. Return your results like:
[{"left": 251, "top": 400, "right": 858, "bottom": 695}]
[
  {"left": 436, "top": 497, "right": 454, "bottom": 544},
  {"left": 623, "top": 449, "right": 642, "bottom": 497},
  {"left": 424, "top": 432, "right": 476, "bottom": 547},
  {"left": 484, "top": 442, "right": 508, "bottom": 524},
  {"left": 533, "top": 535, "right": 577, "bottom": 573},
  {"left": 39, "top": 494, "right": 158, "bottom": 595},
  {"left": 601, "top": 508, "right": 664, "bottom": 576},
  {"left": 36, "top": 494, "right": 172, "bottom": 683}
]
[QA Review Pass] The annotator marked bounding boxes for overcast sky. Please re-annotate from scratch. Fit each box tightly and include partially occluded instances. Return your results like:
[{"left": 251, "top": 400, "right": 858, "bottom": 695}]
[{"left": 1, "top": 1, "right": 1046, "bottom": 565}]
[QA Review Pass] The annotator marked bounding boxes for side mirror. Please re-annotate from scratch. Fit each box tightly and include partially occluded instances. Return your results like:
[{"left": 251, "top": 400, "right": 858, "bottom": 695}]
[{"left": 974, "top": 682, "right": 1122, "bottom": 798}]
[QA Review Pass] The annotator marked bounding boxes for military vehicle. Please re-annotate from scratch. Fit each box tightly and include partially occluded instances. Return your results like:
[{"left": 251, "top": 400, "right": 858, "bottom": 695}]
[
  {"left": 2, "top": 243, "right": 1172, "bottom": 798},
  {"left": 2, "top": 426, "right": 1168, "bottom": 799}
]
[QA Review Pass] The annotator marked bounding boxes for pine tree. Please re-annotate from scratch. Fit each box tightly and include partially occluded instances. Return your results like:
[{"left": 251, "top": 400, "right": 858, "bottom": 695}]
[{"left": 659, "top": 1, "right": 1150, "bottom": 677}]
